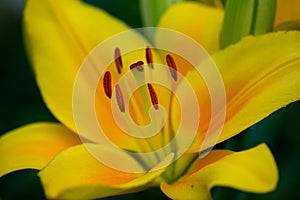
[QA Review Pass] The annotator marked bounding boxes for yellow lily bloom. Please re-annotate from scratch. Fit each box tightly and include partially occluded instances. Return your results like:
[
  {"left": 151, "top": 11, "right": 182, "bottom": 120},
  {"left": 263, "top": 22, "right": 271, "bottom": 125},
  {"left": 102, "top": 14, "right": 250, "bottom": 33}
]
[{"left": 1, "top": 0, "right": 300, "bottom": 199}]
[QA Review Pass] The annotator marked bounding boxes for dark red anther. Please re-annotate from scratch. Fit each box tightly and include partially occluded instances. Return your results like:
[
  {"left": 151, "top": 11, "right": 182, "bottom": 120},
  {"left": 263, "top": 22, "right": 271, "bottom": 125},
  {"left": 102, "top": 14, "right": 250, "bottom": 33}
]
[
  {"left": 130, "top": 61, "right": 144, "bottom": 72},
  {"left": 103, "top": 71, "right": 112, "bottom": 99},
  {"left": 114, "top": 47, "right": 123, "bottom": 74},
  {"left": 166, "top": 54, "right": 178, "bottom": 81},
  {"left": 115, "top": 84, "right": 125, "bottom": 112},
  {"left": 129, "top": 63, "right": 137, "bottom": 70},
  {"left": 136, "top": 61, "right": 144, "bottom": 72},
  {"left": 146, "top": 46, "right": 153, "bottom": 69},
  {"left": 147, "top": 83, "right": 159, "bottom": 110}
]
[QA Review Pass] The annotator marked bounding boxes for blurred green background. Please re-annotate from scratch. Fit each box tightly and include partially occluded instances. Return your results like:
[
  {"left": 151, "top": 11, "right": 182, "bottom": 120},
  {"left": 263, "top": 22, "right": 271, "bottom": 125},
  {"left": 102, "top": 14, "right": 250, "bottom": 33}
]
[{"left": 0, "top": 0, "right": 299, "bottom": 199}]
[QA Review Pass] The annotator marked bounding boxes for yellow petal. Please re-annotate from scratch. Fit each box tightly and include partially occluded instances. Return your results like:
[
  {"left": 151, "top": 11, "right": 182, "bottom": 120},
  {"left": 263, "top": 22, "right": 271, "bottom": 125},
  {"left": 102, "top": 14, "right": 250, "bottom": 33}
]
[
  {"left": 217, "top": 31, "right": 300, "bottom": 143},
  {"left": 0, "top": 122, "right": 81, "bottom": 177},
  {"left": 157, "top": 2, "right": 224, "bottom": 54},
  {"left": 161, "top": 144, "right": 278, "bottom": 200},
  {"left": 23, "top": 0, "right": 135, "bottom": 132},
  {"left": 275, "top": 0, "right": 300, "bottom": 27},
  {"left": 39, "top": 144, "right": 169, "bottom": 199},
  {"left": 182, "top": 31, "right": 300, "bottom": 152}
]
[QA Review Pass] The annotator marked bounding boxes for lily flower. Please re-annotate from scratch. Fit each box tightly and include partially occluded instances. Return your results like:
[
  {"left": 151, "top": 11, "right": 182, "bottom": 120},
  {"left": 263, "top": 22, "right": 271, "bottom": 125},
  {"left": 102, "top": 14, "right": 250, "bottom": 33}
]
[{"left": 1, "top": 0, "right": 300, "bottom": 199}]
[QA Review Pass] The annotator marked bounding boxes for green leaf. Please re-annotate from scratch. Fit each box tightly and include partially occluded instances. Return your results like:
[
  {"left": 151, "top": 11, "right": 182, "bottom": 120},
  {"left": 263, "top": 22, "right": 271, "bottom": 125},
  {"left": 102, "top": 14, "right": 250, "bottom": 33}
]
[
  {"left": 251, "top": 0, "right": 276, "bottom": 35},
  {"left": 220, "top": 0, "right": 276, "bottom": 49}
]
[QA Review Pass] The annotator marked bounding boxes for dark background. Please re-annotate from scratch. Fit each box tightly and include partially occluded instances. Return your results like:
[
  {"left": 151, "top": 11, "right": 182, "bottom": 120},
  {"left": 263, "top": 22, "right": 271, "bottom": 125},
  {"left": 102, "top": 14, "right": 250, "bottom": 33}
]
[{"left": 0, "top": 0, "right": 300, "bottom": 199}]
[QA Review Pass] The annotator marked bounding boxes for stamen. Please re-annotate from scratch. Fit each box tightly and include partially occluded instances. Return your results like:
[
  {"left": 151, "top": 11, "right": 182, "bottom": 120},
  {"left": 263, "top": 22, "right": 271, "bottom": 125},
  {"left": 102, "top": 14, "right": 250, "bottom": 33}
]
[
  {"left": 146, "top": 46, "right": 153, "bottom": 69},
  {"left": 114, "top": 47, "right": 123, "bottom": 74},
  {"left": 115, "top": 84, "right": 125, "bottom": 112},
  {"left": 136, "top": 61, "right": 144, "bottom": 72},
  {"left": 166, "top": 54, "right": 178, "bottom": 81},
  {"left": 130, "top": 61, "right": 144, "bottom": 72},
  {"left": 129, "top": 63, "right": 136, "bottom": 70},
  {"left": 147, "top": 83, "right": 159, "bottom": 110},
  {"left": 103, "top": 71, "right": 112, "bottom": 99}
]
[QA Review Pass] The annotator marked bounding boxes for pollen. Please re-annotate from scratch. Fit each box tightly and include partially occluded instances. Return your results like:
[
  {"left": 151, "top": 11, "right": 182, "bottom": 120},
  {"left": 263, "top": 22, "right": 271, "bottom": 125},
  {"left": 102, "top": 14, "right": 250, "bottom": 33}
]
[
  {"left": 115, "top": 84, "right": 125, "bottom": 112},
  {"left": 103, "top": 71, "right": 112, "bottom": 99},
  {"left": 146, "top": 46, "right": 153, "bottom": 69},
  {"left": 166, "top": 54, "right": 178, "bottom": 81},
  {"left": 147, "top": 83, "right": 159, "bottom": 110},
  {"left": 114, "top": 47, "right": 123, "bottom": 74}
]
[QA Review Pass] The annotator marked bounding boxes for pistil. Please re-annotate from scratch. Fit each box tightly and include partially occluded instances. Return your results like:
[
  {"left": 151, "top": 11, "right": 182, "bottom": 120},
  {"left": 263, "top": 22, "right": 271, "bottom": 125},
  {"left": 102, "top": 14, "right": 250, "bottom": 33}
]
[{"left": 130, "top": 61, "right": 152, "bottom": 123}]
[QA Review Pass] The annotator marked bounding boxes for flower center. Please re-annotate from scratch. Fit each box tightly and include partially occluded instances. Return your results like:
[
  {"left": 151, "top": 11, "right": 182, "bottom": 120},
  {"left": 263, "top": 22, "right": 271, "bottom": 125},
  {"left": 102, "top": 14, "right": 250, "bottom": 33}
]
[
  {"left": 103, "top": 47, "right": 176, "bottom": 116},
  {"left": 97, "top": 47, "right": 197, "bottom": 181}
]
